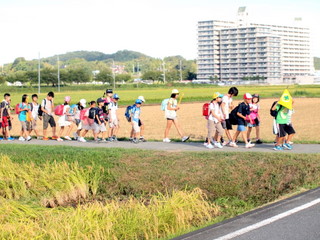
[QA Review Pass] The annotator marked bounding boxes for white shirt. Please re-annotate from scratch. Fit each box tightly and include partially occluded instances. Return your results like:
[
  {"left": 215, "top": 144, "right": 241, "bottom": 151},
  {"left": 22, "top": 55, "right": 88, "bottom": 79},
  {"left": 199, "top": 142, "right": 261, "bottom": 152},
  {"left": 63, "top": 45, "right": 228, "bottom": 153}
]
[
  {"left": 209, "top": 102, "right": 222, "bottom": 123},
  {"left": 108, "top": 101, "right": 118, "bottom": 119},
  {"left": 31, "top": 102, "right": 39, "bottom": 119},
  {"left": 165, "top": 98, "right": 177, "bottom": 119},
  {"left": 222, "top": 95, "right": 232, "bottom": 119}
]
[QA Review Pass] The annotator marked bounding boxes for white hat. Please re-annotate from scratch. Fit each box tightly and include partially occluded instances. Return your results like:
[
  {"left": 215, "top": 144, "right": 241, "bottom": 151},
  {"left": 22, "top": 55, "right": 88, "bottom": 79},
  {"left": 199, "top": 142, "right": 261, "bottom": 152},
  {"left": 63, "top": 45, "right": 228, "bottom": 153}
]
[
  {"left": 138, "top": 96, "right": 145, "bottom": 102},
  {"left": 172, "top": 89, "right": 179, "bottom": 94},
  {"left": 80, "top": 99, "right": 87, "bottom": 107},
  {"left": 243, "top": 93, "right": 253, "bottom": 100}
]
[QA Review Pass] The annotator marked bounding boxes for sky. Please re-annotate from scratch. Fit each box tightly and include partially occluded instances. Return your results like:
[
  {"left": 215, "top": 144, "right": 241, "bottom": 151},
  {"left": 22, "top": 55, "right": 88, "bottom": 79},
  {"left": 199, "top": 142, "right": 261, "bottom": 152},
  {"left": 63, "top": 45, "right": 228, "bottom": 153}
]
[{"left": 0, "top": 0, "right": 320, "bottom": 64}]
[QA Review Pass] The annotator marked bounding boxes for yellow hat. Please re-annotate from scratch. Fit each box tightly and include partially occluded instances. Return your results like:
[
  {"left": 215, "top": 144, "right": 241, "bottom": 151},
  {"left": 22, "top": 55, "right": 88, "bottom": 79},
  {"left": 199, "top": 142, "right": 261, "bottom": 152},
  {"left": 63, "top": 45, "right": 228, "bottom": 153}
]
[{"left": 212, "top": 92, "right": 223, "bottom": 99}]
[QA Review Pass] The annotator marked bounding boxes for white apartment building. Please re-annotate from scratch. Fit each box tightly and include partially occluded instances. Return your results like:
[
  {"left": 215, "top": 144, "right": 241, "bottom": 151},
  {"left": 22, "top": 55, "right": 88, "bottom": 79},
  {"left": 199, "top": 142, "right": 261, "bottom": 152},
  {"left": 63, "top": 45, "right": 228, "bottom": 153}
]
[{"left": 197, "top": 7, "right": 314, "bottom": 84}]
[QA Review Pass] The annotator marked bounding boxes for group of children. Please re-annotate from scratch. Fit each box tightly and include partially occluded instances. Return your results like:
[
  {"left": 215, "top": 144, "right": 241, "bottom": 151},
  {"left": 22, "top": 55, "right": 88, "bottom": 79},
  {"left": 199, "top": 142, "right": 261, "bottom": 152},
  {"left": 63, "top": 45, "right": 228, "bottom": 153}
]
[
  {"left": 203, "top": 87, "right": 295, "bottom": 150},
  {"left": 0, "top": 87, "right": 296, "bottom": 150}
]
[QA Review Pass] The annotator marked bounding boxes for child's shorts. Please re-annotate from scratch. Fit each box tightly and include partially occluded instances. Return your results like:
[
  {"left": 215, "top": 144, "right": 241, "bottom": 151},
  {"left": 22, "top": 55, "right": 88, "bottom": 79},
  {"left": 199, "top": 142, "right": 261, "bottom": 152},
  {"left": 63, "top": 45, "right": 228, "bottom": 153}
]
[
  {"left": 132, "top": 121, "right": 140, "bottom": 133},
  {"left": 277, "top": 124, "right": 295, "bottom": 138},
  {"left": 93, "top": 123, "right": 107, "bottom": 133},
  {"left": 237, "top": 125, "right": 246, "bottom": 132},
  {"left": 109, "top": 118, "right": 119, "bottom": 128},
  {"left": 247, "top": 118, "right": 260, "bottom": 128}
]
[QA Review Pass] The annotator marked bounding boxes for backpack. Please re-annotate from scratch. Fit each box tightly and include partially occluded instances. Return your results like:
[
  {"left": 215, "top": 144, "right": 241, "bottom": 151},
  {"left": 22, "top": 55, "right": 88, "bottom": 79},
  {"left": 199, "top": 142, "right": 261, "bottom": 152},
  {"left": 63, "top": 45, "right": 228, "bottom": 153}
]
[
  {"left": 15, "top": 103, "right": 20, "bottom": 114},
  {"left": 80, "top": 108, "right": 89, "bottom": 120},
  {"left": 38, "top": 99, "right": 47, "bottom": 117},
  {"left": 161, "top": 99, "right": 169, "bottom": 111},
  {"left": 202, "top": 103, "right": 210, "bottom": 118},
  {"left": 229, "top": 104, "right": 240, "bottom": 125},
  {"left": 69, "top": 104, "right": 78, "bottom": 115},
  {"left": 54, "top": 104, "right": 64, "bottom": 116},
  {"left": 270, "top": 101, "right": 283, "bottom": 118},
  {"left": 125, "top": 105, "right": 133, "bottom": 122}
]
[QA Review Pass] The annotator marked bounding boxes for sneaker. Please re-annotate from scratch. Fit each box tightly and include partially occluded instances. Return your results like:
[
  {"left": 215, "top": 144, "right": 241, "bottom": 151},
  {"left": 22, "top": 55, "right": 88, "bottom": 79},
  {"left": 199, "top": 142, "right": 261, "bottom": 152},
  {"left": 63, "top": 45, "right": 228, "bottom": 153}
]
[
  {"left": 26, "top": 136, "right": 32, "bottom": 141},
  {"left": 283, "top": 143, "right": 293, "bottom": 150},
  {"left": 139, "top": 137, "right": 147, "bottom": 142},
  {"left": 182, "top": 136, "right": 190, "bottom": 142},
  {"left": 222, "top": 140, "right": 230, "bottom": 146},
  {"left": 7, "top": 137, "right": 15, "bottom": 141},
  {"left": 78, "top": 137, "right": 87, "bottom": 143},
  {"left": 256, "top": 139, "right": 263, "bottom": 144},
  {"left": 64, "top": 136, "right": 72, "bottom": 141},
  {"left": 245, "top": 143, "right": 255, "bottom": 148},
  {"left": 0, "top": 137, "right": 3, "bottom": 141},
  {"left": 206, "top": 144, "right": 214, "bottom": 149},
  {"left": 52, "top": 136, "right": 58, "bottom": 140},
  {"left": 99, "top": 139, "right": 107, "bottom": 143},
  {"left": 129, "top": 138, "right": 133, "bottom": 142},
  {"left": 57, "top": 138, "right": 64, "bottom": 142},
  {"left": 214, "top": 142, "right": 223, "bottom": 149},
  {"left": 73, "top": 133, "right": 78, "bottom": 140},
  {"left": 288, "top": 141, "right": 294, "bottom": 145},
  {"left": 18, "top": 137, "right": 25, "bottom": 141},
  {"left": 43, "top": 137, "right": 49, "bottom": 141},
  {"left": 229, "top": 142, "right": 238, "bottom": 148},
  {"left": 203, "top": 142, "right": 209, "bottom": 146},
  {"left": 132, "top": 138, "right": 139, "bottom": 144},
  {"left": 107, "top": 137, "right": 114, "bottom": 142},
  {"left": 112, "top": 136, "right": 118, "bottom": 142},
  {"left": 163, "top": 138, "right": 171, "bottom": 143},
  {"left": 273, "top": 145, "right": 284, "bottom": 151},
  {"left": 94, "top": 138, "right": 100, "bottom": 143}
]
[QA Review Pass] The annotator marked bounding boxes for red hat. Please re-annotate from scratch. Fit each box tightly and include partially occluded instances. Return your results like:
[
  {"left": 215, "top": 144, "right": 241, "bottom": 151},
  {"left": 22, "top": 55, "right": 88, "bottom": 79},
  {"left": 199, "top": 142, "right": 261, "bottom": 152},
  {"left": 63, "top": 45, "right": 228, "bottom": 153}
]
[{"left": 243, "top": 93, "right": 252, "bottom": 99}]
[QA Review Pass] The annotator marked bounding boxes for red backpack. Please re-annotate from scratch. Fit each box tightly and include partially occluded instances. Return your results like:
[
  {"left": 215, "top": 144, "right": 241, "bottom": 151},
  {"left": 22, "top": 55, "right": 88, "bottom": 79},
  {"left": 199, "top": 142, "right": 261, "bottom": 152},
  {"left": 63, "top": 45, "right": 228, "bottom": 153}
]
[
  {"left": 15, "top": 103, "right": 20, "bottom": 114},
  {"left": 202, "top": 103, "right": 210, "bottom": 119},
  {"left": 54, "top": 105, "right": 64, "bottom": 116}
]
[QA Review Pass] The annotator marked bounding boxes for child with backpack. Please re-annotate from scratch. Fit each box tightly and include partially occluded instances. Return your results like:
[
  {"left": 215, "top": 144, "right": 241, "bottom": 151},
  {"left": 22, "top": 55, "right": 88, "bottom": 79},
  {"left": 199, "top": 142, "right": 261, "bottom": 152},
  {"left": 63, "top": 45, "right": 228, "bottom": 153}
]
[
  {"left": 108, "top": 94, "right": 120, "bottom": 141},
  {"left": 41, "top": 92, "right": 58, "bottom": 140},
  {"left": 272, "top": 102, "right": 295, "bottom": 151},
  {"left": 29, "top": 94, "right": 42, "bottom": 139},
  {"left": 71, "top": 99, "right": 86, "bottom": 140},
  {"left": 0, "top": 93, "right": 15, "bottom": 141},
  {"left": 78, "top": 101, "right": 96, "bottom": 143},
  {"left": 17, "top": 94, "right": 32, "bottom": 141},
  {"left": 247, "top": 94, "right": 262, "bottom": 144},
  {"left": 230, "top": 93, "right": 255, "bottom": 148},
  {"left": 129, "top": 95, "right": 146, "bottom": 142},
  {"left": 130, "top": 99, "right": 143, "bottom": 143},
  {"left": 56, "top": 96, "right": 74, "bottom": 141},
  {"left": 93, "top": 98, "right": 108, "bottom": 142},
  {"left": 163, "top": 89, "right": 189, "bottom": 143},
  {"left": 221, "top": 87, "right": 238, "bottom": 146},
  {"left": 206, "top": 92, "right": 224, "bottom": 149}
]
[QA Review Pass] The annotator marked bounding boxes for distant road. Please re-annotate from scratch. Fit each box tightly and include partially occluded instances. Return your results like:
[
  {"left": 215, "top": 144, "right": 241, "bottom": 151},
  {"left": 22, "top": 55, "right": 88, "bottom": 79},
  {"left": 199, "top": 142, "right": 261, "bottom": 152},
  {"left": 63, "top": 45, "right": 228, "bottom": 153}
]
[
  {"left": 0, "top": 139, "right": 319, "bottom": 154},
  {"left": 174, "top": 187, "right": 320, "bottom": 240}
]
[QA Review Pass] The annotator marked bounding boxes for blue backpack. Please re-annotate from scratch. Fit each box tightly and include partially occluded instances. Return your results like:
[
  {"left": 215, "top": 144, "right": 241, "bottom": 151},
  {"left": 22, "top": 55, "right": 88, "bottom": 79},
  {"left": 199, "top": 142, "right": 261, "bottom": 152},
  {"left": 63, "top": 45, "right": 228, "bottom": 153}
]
[
  {"left": 161, "top": 99, "right": 169, "bottom": 111},
  {"left": 125, "top": 105, "right": 133, "bottom": 122},
  {"left": 69, "top": 104, "right": 78, "bottom": 115}
]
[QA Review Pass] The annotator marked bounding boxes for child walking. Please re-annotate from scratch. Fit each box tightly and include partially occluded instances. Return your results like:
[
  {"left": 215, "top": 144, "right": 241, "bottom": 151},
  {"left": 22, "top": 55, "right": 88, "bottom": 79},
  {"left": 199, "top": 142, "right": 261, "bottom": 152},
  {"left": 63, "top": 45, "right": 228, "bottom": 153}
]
[
  {"left": 247, "top": 94, "right": 262, "bottom": 144},
  {"left": 57, "top": 96, "right": 74, "bottom": 141},
  {"left": 93, "top": 98, "right": 108, "bottom": 142},
  {"left": 230, "top": 93, "right": 255, "bottom": 148},
  {"left": 18, "top": 94, "right": 32, "bottom": 141},
  {"left": 130, "top": 99, "right": 142, "bottom": 143},
  {"left": 163, "top": 89, "right": 189, "bottom": 143},
  {"left": 0, "top": 93, "right": 15, "bottom": 141},
  {"left": 108, "top": 94, "right": 120, "bottom": 141},
  {"left": 206, "top": 92, "right": 224, "bottom": 149},
  {"left": 29, "top": 94, "right": 42, "bottom": 139},
  {"left": 78, "top": 101, "right": 96, "bottom": 143}
]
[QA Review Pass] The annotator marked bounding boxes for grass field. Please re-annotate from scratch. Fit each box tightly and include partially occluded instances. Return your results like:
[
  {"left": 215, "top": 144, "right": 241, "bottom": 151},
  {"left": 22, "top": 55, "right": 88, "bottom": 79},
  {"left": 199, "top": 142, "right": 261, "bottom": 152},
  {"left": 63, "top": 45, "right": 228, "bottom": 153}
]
[
  {"left": 4, "top": 84, "right": 320, "bottom": 106},
  {"left": 8, "top": 98, "right": 320, "bottom": 143},
  {"left": 0, "top": 144, "right": 320, "bottom": 239}
]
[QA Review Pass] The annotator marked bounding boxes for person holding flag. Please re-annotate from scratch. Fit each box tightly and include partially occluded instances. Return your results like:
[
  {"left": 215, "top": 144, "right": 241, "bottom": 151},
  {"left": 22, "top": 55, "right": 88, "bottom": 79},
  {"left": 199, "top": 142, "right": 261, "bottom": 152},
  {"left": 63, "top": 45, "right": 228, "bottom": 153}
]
[{"left": 272, "top": 89, "right": 296, "bottom": 151}]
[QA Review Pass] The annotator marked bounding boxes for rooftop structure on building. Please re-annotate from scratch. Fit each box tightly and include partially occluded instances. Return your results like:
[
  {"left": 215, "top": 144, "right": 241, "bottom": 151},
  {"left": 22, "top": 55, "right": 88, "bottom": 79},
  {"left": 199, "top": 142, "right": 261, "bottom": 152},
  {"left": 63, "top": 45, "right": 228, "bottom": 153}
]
[{"left": 197, "top": 7, "right": 314, "bottom": 84}]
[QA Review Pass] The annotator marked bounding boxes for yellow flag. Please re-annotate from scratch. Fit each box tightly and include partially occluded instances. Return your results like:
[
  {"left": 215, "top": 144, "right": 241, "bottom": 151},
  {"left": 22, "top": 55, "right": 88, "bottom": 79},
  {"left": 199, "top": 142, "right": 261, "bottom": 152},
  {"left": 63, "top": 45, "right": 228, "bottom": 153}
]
[{"left": 278, "top": 89, "right": 293, "bottom": 110}]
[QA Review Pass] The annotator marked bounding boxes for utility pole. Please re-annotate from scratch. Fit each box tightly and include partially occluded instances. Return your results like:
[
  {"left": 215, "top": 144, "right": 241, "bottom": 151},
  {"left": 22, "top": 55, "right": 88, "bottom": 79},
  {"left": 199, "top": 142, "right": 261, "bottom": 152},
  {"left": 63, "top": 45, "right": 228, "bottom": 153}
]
[
  {"left": 112, "top": 59, "right": 115, "bottom": 89},
  {"left": 57, "top": 55, "right": 60, "bottom": 92},
  {"left": 179, "top": 60, "right": 183, "bottom": 82},
  {"left": 162, "top": 60, "right": 166, "bottom": 83},
  {"left": 38, "top": 52, "right": 41, "bottom": 94}
]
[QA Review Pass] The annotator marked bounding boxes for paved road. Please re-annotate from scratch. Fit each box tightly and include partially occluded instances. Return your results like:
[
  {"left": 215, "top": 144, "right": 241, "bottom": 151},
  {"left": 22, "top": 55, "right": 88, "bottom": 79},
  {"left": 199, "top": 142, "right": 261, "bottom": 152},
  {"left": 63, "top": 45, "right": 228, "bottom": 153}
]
[
  {"left": 0, "top": 139, "right": 319, "bottom": 153},
  {"left": 174, "top": 187, "right": 320, "bottom": 240}
]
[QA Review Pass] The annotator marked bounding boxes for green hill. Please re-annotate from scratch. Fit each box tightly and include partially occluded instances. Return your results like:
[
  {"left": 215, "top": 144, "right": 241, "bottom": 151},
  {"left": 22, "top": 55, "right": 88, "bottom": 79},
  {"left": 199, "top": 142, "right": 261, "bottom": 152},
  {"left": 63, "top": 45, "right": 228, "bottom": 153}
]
[
  {"left": 42, "top": 50, "right": 150, "bottom": 64},
  {"left": 314, "top": 57, "right": 320, "bottom": 70}
]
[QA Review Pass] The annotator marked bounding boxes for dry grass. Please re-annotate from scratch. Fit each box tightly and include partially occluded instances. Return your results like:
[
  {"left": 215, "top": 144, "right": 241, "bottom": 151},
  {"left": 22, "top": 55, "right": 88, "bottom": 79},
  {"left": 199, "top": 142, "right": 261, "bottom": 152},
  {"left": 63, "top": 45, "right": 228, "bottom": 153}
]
[{"left": 8, "top": 98, "right": 320, "bottom": 142}]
